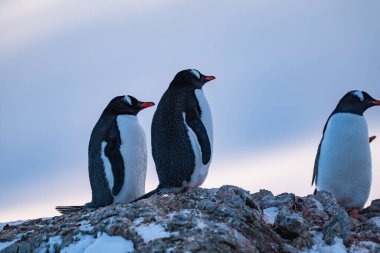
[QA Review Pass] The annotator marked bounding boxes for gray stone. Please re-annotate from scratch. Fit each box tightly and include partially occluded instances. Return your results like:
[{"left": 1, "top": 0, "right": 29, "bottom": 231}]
[
  {"left": 1, "top": 186, "right": 379, "bottom": 253},
  {"left": 322, "top": 209, "right": 351, "bottom": 245}
]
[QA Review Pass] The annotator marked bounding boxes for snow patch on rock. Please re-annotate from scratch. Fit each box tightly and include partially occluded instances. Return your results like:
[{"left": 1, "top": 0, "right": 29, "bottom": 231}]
[
  {"left": 302, "top": 232, "right": 347, "bottom": 253},
  {"left": 134, "top": 223, "right": 172, "bottom": 243},
  {"left": 368, "top": 217, "right": 380, "bottom": 228},
  {"left": 78, "top": 220, "right": 93, "bottom": 232},
  {"left": 263, "top": 207, "right": 279, "bottom": 225},
  {"left": 0, "top": 239, "right": 19, "bottom": 251},
  {"left": 61, "top": 233, "right": 134, "bottom": 253}
]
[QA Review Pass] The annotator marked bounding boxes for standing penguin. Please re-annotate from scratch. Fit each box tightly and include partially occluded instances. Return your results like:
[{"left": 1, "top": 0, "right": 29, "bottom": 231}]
[
  {"left": 56, "top": 95, "right": 154, "bottom": 214},
  {"left": 312, "top": 90, "right": 380, "bottom": 216},
  {"left": 133, "top": 69, "right": 215, "bottom": 201}
]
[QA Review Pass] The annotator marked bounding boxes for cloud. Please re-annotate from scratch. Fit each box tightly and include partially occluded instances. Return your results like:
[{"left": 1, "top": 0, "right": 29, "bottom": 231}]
[{"left": 0, "top": 0, "right": 170, "bottom": 56}]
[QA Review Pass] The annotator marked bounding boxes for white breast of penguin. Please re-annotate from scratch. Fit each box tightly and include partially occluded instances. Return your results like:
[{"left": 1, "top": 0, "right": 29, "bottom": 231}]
[
  {"left": 101, "top": 115, "right": 147, "bottom": 203},
  {"left": 184, "top": 89, "right": 213, "bottom": 187},
  {"left": 317, "top": 113, "right": 372, "bottom": 208}
]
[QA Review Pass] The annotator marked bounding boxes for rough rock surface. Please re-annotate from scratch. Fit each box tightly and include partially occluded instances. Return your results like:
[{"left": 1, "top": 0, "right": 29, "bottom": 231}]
[{"left": 1, "top": 185, "right": 380, "bottom": 252}]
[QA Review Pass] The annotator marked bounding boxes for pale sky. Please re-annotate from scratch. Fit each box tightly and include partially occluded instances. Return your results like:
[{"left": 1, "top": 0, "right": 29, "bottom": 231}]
[{"left": 1, "top": 0, "right": 380, "bottom": 222}]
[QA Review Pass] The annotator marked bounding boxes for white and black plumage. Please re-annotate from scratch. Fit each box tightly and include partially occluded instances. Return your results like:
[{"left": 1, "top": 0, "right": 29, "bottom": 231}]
[
  {"left": 312, "top": 90, "right": 380, "bottom": 210},
  {"left": 56, "top": 95, "right": 154, "bottom": 214},
  {"left": 133, "top": 69, "right": 215, "bottom": 202}
]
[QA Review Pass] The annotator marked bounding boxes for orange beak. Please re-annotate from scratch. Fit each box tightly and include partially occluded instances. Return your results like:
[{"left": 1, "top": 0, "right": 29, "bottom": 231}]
[{"left": 140, "top": 102, "right": 155, "bottom": 108}]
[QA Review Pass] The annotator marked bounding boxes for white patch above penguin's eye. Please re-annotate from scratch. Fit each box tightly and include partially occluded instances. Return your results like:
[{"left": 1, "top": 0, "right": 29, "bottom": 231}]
[
  {"left": 190, "top": 69, "right": 201, "bottom": 79},
  {"left": 353, "top": 91, "right": 364, "bottom": 101},
  {"left": 123, "top": 95, "right": 132, "bottom": 105}
]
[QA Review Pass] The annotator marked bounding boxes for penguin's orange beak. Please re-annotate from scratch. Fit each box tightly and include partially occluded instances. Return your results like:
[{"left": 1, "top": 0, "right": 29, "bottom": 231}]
[
  {"left": 372, "top": 100, "right": 380, "bottom": 106},
  {"left": 205, "top": 76, "right": 215, "bottom": 81},
  {"left": 139, "top": 102, "right": 155, "bottom": 108}
]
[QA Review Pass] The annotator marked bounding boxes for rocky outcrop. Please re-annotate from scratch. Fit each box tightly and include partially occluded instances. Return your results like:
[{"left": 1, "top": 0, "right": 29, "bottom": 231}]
[{"left": 1, "top": 185, "right": 380, "bottom": 252}]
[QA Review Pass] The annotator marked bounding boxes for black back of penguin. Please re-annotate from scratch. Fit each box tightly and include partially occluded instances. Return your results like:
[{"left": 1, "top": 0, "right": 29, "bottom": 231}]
[
  {"left": 56, "top": 95, "right": 154, "bottom": 214},
  {"left": 151, "top": 69, "right": 215, "bottom": 189}
]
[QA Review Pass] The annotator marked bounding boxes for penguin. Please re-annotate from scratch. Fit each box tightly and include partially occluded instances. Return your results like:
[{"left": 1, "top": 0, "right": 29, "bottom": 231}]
[
  {"left": 56, "top": 95, "right": 154, "bottom": 214},
  {"left": 312, "top": 90, "right": 380, "bottom": 217},
  {"left": 133, "top": 69, "right": 215, "bottom": 202}
]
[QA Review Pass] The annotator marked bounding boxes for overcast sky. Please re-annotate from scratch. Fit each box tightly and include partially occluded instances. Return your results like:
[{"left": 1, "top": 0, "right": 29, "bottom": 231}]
[{"left": 1, "top": 0, "right": 380, "bottom": 222}]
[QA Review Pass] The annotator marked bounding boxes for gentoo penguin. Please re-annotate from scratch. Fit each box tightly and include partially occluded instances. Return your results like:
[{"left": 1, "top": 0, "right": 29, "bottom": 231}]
[
  {"left": 133, "top": 69, "right": 215, "bottom": 202},
  {"left": 312, "top": 90, "right": 380, "bottom": 216},
  {"left": 56, "top": 95, "right": 154, "bottom": 214}
]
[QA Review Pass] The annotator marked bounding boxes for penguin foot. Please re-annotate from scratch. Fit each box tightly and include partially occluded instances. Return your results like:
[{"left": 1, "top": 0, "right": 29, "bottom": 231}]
[{"left": 348, "top": 208, "right": 367, "bottom": 221}]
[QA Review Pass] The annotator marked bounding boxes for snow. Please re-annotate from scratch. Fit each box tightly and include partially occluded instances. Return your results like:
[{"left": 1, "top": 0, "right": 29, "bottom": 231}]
[
  {"left": 48, "top": 236, "right": 63, "bottom": 253},
  {"left": 83, "top": 233, "right": 134, "bottom": 253},
  {"left": 196, "top": 220, "right": 208, "bottom": 229},
  {"left": 133, "top": 217, "right": 144, "bottom": 226},
  {"left": 165, "top": 247, "right": 177, "bottom": 253},
  {"left": 61, "top": 234, "right": 95, "bottom": 253},
  {"left": 61, "top": 233, "right": 134, "bottom": 253},
  {"left": 263, "top": 207, "right": 279, "bottom": 225},
  {"left": 0, "top": 239, "right": 19, "bottom": 251},
  {"left": 368, "top": 217, "right": 380, "bottom": 228},
  {"left": 134, "top": 223, "right": 172, "bottom": 243},
  {"left": 79, "top": 220, "right": 93, "bottom": 232},
  {"left": 167, "top": 209, "right": 192, "bottom": 220},
  {"left": 311, "top": 198, "right": 325, "bottom": 211},
  {"left": 302, "top": 232, "right": 347, "bottom": 253}
]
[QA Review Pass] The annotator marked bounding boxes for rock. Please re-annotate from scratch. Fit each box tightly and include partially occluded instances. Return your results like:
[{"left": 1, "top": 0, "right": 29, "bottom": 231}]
[
  {"left": 313, "top": 190, "right": 340, "bottom": 215},
  {"left": 321, "top": 209, "right": 351, "bottom": 245},
  {"left": 274, "top": 211, "right": 313, "bottom": 250},
  {"left": 294, "top": 195, "right": 328, "bottom": 226},
  {"left": 1, "top": 186, "right": 380, "bottom": 253},
  {"left": 275, "top": 213, "right": 306, "bottom": 239},
  {"left": 362, "top": 199, "right": 380, "bottom": 219}
]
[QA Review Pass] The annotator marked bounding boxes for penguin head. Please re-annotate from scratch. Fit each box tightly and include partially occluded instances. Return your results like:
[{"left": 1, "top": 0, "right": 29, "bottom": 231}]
[
  {"left": 105, "top": 95, "right": 155, "bottom": 116},
  {"left": 335, "top": 90, "right": 380, "bottom": 114},
  {"left": 170, "top": 69, "right": 215, "bottom": 89}
]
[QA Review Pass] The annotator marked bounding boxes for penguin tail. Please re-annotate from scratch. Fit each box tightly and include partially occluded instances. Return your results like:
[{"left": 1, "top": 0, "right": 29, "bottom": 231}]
[
  {"left": 55, "top": 205, "right": 84, "bottom": 215},
  {"left": 131, "top": 186, "right": 163, "bottom": 203}
]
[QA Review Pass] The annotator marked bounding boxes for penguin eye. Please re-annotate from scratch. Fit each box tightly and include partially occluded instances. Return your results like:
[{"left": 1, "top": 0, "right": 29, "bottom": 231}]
[
  {"left": 190, "top": 69, "right": 201, "bottom": 79},
  {"left": 352, "top": 91, "right": 364, "bottom": 102},
  {"left": 123, "top": 96, "right": 132, "bottom": 105}
]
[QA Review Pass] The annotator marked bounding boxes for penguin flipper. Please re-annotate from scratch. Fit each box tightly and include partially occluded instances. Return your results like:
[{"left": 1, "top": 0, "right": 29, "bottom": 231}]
[
  {"left": 312, "top": 140, "right": 322, "bottom": 186},
  {"left": 185, "top": 109, "right": 211, "bottom": 165},
  {"left": 370, "top": 136, "right": 376, "bottom": 143},
  {"left": 55, "top": 205, "right": 84, "bottom": 215},
  {"left": 105, "top": 127, "right": 124, "bottom": 196}
]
